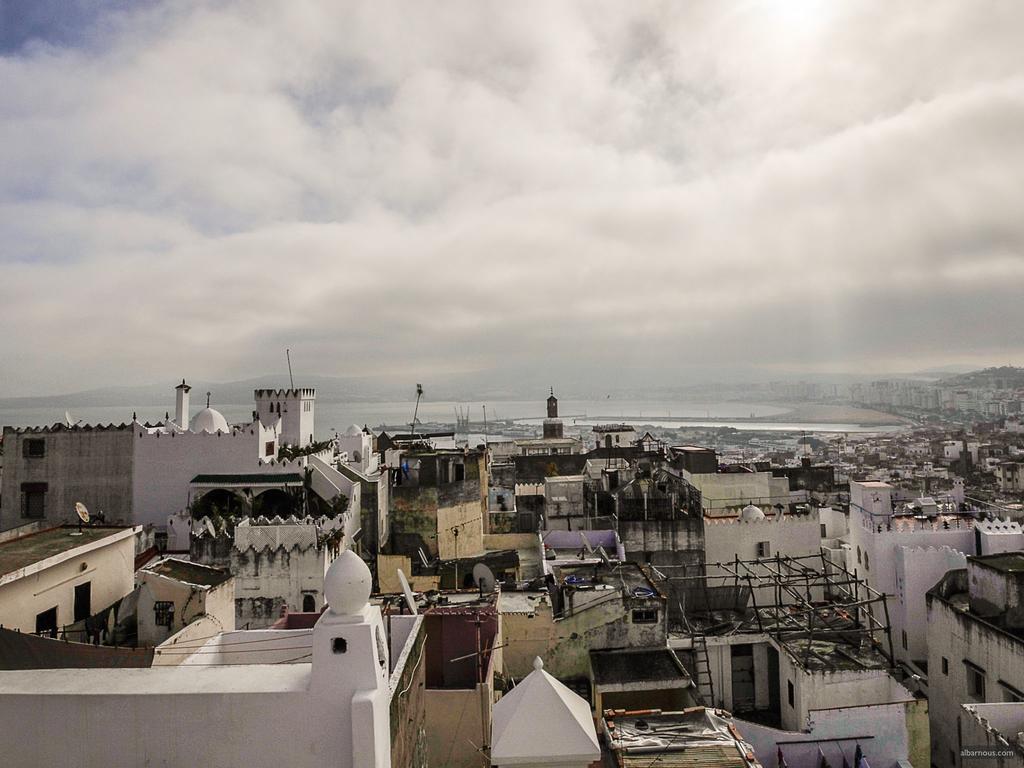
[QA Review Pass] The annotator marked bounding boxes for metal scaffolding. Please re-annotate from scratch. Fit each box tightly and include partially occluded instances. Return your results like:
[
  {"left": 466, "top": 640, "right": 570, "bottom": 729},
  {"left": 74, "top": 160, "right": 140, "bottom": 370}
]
[{"left": 659, "top": 552, "right": 895, "bottom": 672}]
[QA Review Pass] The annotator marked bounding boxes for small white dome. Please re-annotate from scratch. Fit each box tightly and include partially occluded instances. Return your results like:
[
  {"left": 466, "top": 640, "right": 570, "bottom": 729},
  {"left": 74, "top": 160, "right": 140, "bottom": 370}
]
[
  {"left": 324, "top": 550, "right": 372, "bottom": 615},
  {"left": 344, "top": 424, "right": 364, "bottom": 437},
  {"left": 190, "top": 408, "right": 230, "bottom": 434},
  {"left": 739, "top": 503, "right": 765, "bottom": 522}
]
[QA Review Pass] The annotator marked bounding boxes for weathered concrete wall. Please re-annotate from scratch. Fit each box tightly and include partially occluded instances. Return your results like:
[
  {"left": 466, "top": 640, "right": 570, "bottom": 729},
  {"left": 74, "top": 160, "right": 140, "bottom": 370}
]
[
  {"left": 959, "top": 704, "right": 1024, "bottom": 768},
  {"left": 136, "top": 571, "right": 235, "bottom": 647},
  {"left": 231, "top": 545, "right": 331, "bottom": 628},
  {"left": 1, "top": 426, "right": 133, "bottom": 531},
  {"left": 424, "top": 685, "right": 491, "bottom": 768},
  {"left": 390, "top": 466, "right": 487, "bottom": 561},
  {"left": 501, "top": 588, "right": 666, "bottom": 681},
  {"left": 928, "top": 579, "right": 1024, "bottom": 768},
  {"left": 390, "top": 621, "right": 428, "bottom": 768},
  {"left": 778, "top": 641, "right": 915, "bottom": 733},
  {"left": 739, "top": 698, "right": 926, "bottom": 768},
  {"left": 617, "top": 517, "right": 703, "bottom": 566}
]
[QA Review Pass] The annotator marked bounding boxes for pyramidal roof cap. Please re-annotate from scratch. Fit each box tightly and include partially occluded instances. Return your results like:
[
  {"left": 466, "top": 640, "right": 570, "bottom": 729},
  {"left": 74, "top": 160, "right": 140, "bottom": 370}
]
[{"left": 491, "top": 657, "right": 600, "bottom": 764}]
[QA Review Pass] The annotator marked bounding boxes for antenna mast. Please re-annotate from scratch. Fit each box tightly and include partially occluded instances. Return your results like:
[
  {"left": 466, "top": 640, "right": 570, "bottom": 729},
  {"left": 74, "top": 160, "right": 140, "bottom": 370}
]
[
  {"left": 286, "top": 349, "right": 295, "bottom": 389},
  {"left": 410, "top": 384, "right": 423, "bottom": 437}
]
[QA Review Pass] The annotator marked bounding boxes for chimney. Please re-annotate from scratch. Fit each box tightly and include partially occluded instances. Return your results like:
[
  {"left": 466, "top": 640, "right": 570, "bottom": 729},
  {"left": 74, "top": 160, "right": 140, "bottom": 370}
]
[{"left": 175, "top": 379, "right": 192, "bottom": 428}]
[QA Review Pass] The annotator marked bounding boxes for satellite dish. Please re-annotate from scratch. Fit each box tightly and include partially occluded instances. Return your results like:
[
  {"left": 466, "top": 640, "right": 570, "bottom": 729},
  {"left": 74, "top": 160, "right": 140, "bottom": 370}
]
[
  {"left": 204, "top": 518, "right": 217, "bottom": 538},
  {"left": 597, "top": 546, "right": 612, "bottom": 566},
  {"left": 75, "top": 502, "right": 90, "bottom": 524},
  {"left": 579, "top": 531, "right": 594, "bottom": 554},
  {"left": 397, "top": 569, "right": 418, "bottom": 615},
  {"left": 472, "top": 563, "right": 496, "bottom": 594}
]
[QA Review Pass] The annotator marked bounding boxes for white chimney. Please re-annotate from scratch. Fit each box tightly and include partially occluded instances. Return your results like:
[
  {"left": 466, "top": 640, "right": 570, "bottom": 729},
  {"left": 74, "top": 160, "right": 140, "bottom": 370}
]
[{"left": 175, "top": 379, "right": 191, "bottom": 428}]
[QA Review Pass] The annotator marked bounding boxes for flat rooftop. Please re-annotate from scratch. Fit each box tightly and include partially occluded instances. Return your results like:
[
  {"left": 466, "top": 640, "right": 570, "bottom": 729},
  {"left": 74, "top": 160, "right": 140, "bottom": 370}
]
[
  {"left": 144, "top": 558, "right": 232, "bottom": 588},
  {"left": 0, "top": 526, "right": 134, "bottom": 580},
  {"left": 970, "top": 553, "right": 1024, "bottom": 573},
  {"left": 591, "top": 648, "right": 690, "bottom": 687}
]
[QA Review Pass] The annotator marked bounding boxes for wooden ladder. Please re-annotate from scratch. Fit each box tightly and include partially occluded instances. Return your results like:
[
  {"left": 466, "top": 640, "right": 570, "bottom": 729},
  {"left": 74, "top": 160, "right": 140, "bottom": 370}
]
[{"left": 690, "top": 633, "right": 715, "bottom": 706}]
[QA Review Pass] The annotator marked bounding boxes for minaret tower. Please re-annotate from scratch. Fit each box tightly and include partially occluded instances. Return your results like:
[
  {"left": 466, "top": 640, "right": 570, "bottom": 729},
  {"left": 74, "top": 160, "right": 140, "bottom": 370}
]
[{"left": 543, "top": 387, "right": 564, "bottom": 439}]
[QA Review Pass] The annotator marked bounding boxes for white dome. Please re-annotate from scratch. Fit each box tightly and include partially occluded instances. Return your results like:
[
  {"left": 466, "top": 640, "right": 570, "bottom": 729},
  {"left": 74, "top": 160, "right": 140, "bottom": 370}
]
[
  {"left": 739, "top": 503, "right": 766, "bottom": 522},
  {"left": 344, "top": 424, "right": 364, "bottom": 437},
  {"left": 190, "top": 408, "right": 230, "bottom": 434},
  {"left": 324, "top": 550, "right": 372, "bottom": 615}
]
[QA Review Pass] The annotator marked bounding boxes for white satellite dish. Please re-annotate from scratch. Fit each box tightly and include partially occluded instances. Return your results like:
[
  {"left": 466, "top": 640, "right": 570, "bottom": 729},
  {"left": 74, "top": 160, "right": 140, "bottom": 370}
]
[
  {"left": 75, "top": 502, "right": 90, "bottom": 524},
  {"left": 204, "top": 518, "right": 217, "bottom": 538},
  {"left": 70, "top": 502, "right": 89, "bottom": 536},
  {"left": 579, "top": 531, "right": 594, "bottom": 554},
  {"left": 472, "top": 563, "right": 496, "bottom": 594},
  {"left": 397, "top": 569, "right": 418, "bottom": 616}
]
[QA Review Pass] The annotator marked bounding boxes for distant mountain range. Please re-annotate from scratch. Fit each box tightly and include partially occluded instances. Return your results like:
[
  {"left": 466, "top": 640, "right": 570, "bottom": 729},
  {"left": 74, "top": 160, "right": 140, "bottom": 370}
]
[
  {"left": 0, "top": 364, "right": 1015, "bottom": 410},
  {"left": 938, "top": 366, "right": 1024, "bottom": 388}
]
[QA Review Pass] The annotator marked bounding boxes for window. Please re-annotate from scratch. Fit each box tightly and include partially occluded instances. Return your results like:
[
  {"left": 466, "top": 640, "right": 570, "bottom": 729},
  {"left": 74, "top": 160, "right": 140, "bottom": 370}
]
[
  {"left": 864, "top": 552, "right": 870, "bottom": 571},
  {"left": 757, "top": 541, "right": 771, "bottom": 558},
  {"left": 1000, "top": 680, "right": 1024, "bottom": 703},
  {"left": 632, "top": 609, "right": 659, "bottom": 624},
  {"left": 74, "top": 582, "right": 92, "bottom": 623},
  {"left": 454, "top": 463, "right": 465, "bottom": 482},
  {"left": 901, "top": 630, "right": 907, "bottom": 650},
  {"left": 942, "top": 656, "right": 949, "bottom": 675},
  {"left": 21, "top": 482, "right": 47, "bottom": 519},
  {"left": 950, "top": 750, "right": 956, "bottom": 767},
  {"left": 966, "top": 662, "right": 986, "bottom": 699},
  {"left": 35, "top": 607, "right": 58, "bottom": 637},
  {"left": 821, "top": 524, "right": 827, "bottom": 538},
  {"left": 153, "top": 601, "right": 174, "bottom": 628},
  {"left": 265, "top": 440, "right": 275, "bottom": 456},
  {"left": 787, "top": 680, "right": 794, "bottom": 707},
  {"left": 857, "top": 546, "right": 861, "bottom": 564},
  {"left": 22, "top": 438, "right": 45, "bottom": 458}
]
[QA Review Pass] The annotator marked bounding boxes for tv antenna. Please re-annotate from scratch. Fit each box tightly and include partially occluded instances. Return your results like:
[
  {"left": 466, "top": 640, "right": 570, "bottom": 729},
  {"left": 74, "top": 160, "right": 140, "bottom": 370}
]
[
  {"left": 410, "top": 384, "right": 424, "bottom": 437},
  {"left": 286, "top": 348, "right": 295, "bottom": 389}
]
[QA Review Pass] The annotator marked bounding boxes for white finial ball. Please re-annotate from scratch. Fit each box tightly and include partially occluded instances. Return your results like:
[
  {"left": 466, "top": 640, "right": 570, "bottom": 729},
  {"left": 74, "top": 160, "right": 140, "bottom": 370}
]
[
  {"left": 533, "top": 656, "right": 544, "bottom": 672},
  {"left": 324, "top": 550, "right": 372, "bottom": 615}
]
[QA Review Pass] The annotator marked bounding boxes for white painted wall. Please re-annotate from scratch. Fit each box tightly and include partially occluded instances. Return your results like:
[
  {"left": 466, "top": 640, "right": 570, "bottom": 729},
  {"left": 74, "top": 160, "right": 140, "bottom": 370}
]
[
  {"left": 0, "top": 587, "right": 396, "bottom": 768},
  {"left": 132, "top": 424, "right": 301, "bottom": 528},
  {"left": 894, "top": 545, "right": 967, "bottom": 665},
  {"left": 927, "top": 585, "right": 1024, "bottom": 768},
  {"left": 704, "top": 512, "right": 822, "bottom": 567},
  {"left": 0, "top": 527, "right": 137, "bottom": 633}
]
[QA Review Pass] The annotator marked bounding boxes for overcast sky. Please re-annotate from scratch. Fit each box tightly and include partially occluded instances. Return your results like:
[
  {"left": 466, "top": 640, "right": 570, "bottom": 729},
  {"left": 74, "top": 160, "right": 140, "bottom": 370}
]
[{"left": 2, "top": 1, "right": 1023, "bottom": 396}]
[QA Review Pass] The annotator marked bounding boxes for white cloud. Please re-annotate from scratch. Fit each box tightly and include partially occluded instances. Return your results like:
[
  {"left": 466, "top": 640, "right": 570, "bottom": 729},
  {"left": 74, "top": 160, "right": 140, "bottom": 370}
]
[{"left": 2, "top": 0, "right": 1024, "bottom": 394}]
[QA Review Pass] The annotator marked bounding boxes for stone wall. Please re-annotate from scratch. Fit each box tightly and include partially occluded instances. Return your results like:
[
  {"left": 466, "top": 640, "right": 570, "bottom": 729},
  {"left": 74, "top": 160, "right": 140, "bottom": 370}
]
[{"left": 1, "top": 425, "right": 133, "bottom": 531}]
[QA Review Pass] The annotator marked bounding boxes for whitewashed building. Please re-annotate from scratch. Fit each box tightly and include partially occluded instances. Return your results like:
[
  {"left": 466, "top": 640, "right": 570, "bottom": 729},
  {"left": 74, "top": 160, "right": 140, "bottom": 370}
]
[
  {"left": 0, "top": 550, "right": 425, "bottom": 768},
  {"left": 0, "top": 523, "right": 139, "bottom": 637}
]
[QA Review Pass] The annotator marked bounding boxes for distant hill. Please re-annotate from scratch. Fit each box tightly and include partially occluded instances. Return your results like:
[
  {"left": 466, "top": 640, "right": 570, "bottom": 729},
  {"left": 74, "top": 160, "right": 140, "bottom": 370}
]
[{"left": 940, "top": 366, "right": 1024, "bottom": 389}]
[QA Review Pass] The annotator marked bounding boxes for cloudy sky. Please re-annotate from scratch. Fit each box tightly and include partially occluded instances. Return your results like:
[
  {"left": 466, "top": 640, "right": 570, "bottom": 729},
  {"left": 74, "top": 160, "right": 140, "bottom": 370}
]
[{"left": 2, "top": 0, "right": 1023, "bottom": 396}]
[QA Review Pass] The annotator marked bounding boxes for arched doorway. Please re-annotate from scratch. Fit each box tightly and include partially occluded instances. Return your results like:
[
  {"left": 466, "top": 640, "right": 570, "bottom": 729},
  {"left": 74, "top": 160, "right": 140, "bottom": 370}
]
[
  {"left": 253, "top": 488, "right": 298, "bottom": 518},
  {"left": 302, "top": 594, "right": 316, "bottom": 612},
  {"left": 191, "top": 488, "right": 245, "bottom": 519}
]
